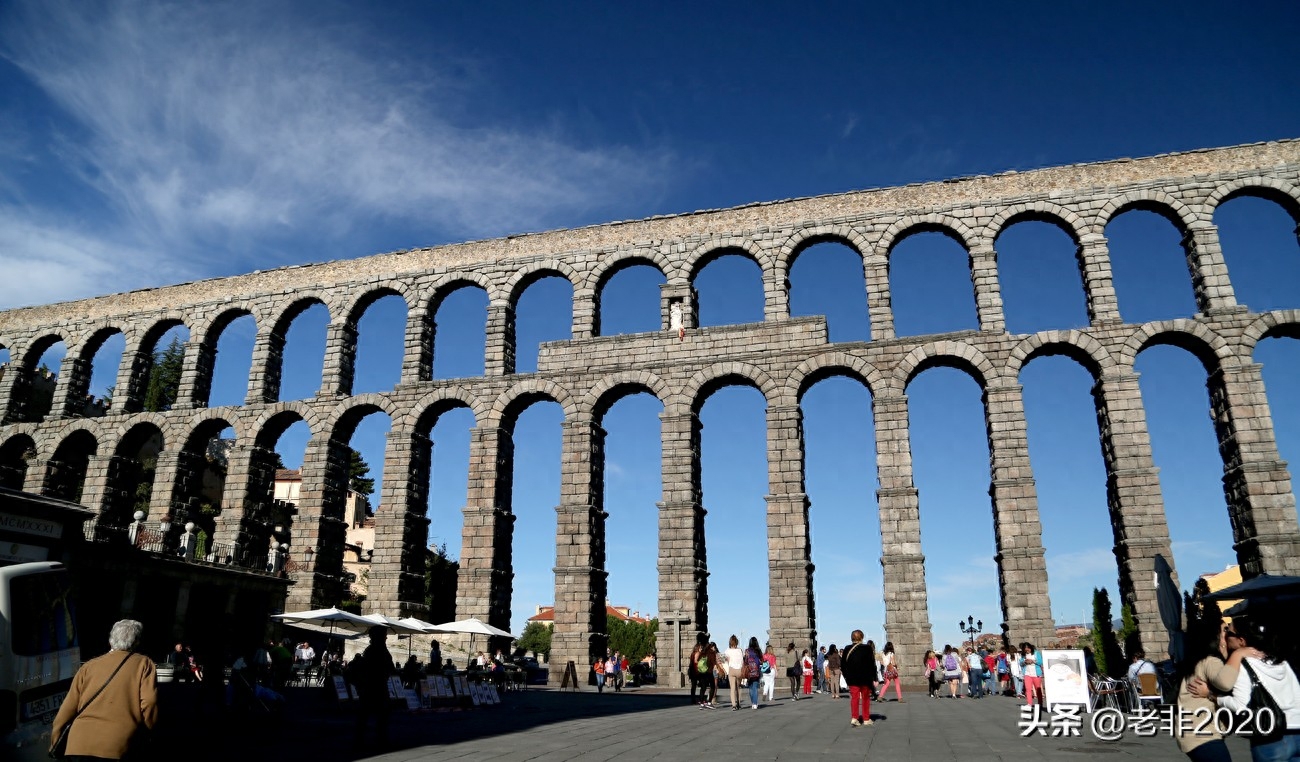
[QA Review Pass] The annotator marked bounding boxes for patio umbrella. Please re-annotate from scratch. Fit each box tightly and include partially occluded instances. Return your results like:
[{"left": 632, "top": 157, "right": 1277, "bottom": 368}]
[
  {"left": 434, "top": 618, "right": 515, "bottom": 664},
  {"left": 1202, "top": 574, "right": 1300, "bottom": 602},
  {"left": 271, "top": 607, "right": 375, "bottom": 638},
  {"left": 363, "top": 614, "right": 434, "bottom": 636}
]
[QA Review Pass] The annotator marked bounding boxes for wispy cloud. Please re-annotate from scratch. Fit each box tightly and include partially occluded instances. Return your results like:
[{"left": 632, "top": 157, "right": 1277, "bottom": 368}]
[
  {"left": 1046, "top": 545, "right": 1118, "bottom": 583},
  {"left": 0, "top": 1, "right": 676, "bottom": 308}
]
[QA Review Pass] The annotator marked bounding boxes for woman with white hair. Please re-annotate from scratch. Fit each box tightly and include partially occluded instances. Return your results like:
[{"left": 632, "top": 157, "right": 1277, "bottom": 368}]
[{"left": 50, "top": 619, "right": 158, "bottom": 760}]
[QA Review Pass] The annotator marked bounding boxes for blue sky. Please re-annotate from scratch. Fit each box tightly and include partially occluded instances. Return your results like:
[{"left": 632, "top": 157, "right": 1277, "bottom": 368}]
[{"left": 2, "top": 1, "right": 1299, "bottom": 649}]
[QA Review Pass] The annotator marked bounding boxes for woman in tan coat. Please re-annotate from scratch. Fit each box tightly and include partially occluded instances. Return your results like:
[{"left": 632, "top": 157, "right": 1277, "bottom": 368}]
[{"left": 50, "top": 619, "right": 158, "bottom": 760}]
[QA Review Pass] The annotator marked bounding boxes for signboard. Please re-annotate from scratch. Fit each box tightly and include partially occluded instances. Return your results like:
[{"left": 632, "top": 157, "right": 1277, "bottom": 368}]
[
  {"left": 387, "top": 676, "right": 404, "bottom": 699},
  {"left": 1041, "top": 649, "right": 1091, "bottom": 710},
  {"left": 0, "top": 541, "right": 49, "bottom": 564},
  {"left": 331, "top": 675, "right": 351, "bottom": 701},
  {"left": 0, "top": 512, "right": 62, "bottom": 539}
]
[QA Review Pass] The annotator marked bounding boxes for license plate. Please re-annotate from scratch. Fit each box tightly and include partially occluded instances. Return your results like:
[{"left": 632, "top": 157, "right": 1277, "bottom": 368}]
[{"left": 22, "top": 691, "right": 66, "bottom": 721}]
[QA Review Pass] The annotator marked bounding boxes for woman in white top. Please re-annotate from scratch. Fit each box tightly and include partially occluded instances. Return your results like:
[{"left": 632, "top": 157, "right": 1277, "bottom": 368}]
[
  {"left": 879, "top": 642, "right": 903, "bottom": 701},
  {"left": 724, "top": 635, "right": 746, "bottom": 711},
  {"left": 1192, "top": 623, "right": 1300, "bottom": 762}
]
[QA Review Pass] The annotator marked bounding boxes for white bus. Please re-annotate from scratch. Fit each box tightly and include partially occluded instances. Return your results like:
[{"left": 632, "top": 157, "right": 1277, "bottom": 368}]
[{"left": 0, "top": 562, "right": 79, "bottom": 762}]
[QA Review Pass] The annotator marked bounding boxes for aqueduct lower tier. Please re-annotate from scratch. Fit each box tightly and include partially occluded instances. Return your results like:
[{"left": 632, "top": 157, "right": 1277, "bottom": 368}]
[{"left": 3, "top": 140, "right": 1300, "bottom": 682}]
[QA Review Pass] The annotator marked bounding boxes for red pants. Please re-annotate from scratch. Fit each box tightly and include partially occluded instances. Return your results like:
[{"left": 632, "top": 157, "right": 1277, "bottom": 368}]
[
  {"left": 848, "top": 684, "right": 871, "bottom": 721},
  {"left": 803, "top": 671, "right": 813, "bottom": 694}
]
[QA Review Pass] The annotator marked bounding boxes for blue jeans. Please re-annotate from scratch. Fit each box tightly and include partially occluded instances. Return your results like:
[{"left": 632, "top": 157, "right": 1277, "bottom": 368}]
[
  {"left": 969, "top": 672, "right": 984, "bottom": 697},
  {"left": 1251, "top": 732, "right": 1300, "bottom": 762},
  {"left": 748, "top": 678, "right": 760, "bottom": 706}
]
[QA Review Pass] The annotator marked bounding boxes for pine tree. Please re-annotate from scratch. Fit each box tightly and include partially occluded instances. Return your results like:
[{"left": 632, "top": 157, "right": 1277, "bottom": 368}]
[
  {"left": 348, "top": 449, "right": 375, "bottom": 498},
  {"left": 1091, "top": 587, "right": 1126, "bottom": 677},
  {"left": 143, "top": 337, "right": 185, "bottom": 412}
]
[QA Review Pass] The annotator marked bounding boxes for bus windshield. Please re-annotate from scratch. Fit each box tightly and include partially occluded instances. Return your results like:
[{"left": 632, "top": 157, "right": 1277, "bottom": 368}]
[{"left": 9, "top": 570, "right": 77, "bottom": 655}]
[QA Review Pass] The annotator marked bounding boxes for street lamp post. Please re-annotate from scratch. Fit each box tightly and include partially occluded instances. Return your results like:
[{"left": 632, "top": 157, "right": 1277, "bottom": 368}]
[{"left": 958, "top": 615, "right": 983, "bottom": 651}]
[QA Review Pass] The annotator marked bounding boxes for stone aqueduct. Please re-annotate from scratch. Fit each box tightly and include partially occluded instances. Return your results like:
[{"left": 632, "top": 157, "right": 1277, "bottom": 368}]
[{"left": 4, "top": 140, "right": 1300, "bottom": 682}]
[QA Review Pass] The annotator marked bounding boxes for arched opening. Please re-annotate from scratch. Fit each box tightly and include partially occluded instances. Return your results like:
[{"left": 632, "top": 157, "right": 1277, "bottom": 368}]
[
  {"left": 18, "top": 337, "right": 67, "bottom": 423},
  {"left": 514, "top": 274, "right": 574, "bottom": 373},
  {"left": 1214, "top": 193, "right": 1300, "bottom": 313},
  {"left": 98, "top": 423, "right": 164, "bottom": 535},
  {"left": 889, "top": 230, "right": 978, "bottom": 337},
  {"left": 995, "top": 219, "right": 1088, "bottom": 334},
  {"left": 170, "top": 420, "right": 237, "bottom": 562},
  {"left": 277, "top": 302, "right": 328, "bottom": 401},
  {"left": 421, "top": 404, "right": 476, "bottom": 624},
  {"left": 596, "top": 262, "right": 665, "bottom": 337},
  {"left": 352, "top": 292, "right": 407, "bottom": 394},
  {"left": 207, "top": 312, "right": 256, "bottom": 408},
  {"left": 334, "top": 410, "right": 392, "bottom": 611},
  {"left": 788, "top": 241, "right": 871, "bottom": 342},
  {"left": 246, "top": 415, "right": 311, "bottom": 573},
  {"left": 800, "top": 373, "right": 880, "bottom": 642},
  {"left": 1106, "top": 207, "right": 1196, "bottom": 323},
  {"left": 597, "top": 390, "right": 664, "bottom": 635},
  {"left": 693, "top": 251, "right": 764, "bottom": 328},
  {"left": 1019, "top": 354, "right": 1116, "bottom": 629},
  {"left": 432, "top": 285, "right": 488, "bottom": 379},
  {"left": 139, "top": 323, "right": 190, "bottom": 412},
  {"left": 0, "top": 434, "right": 36, "bottom": 489},
  {"left": 45, "top": 430, "right": 97, "bottom": 504},
  {"left": 1134, "top": 343, "right": 1235, "bottom": 587},
  {"left": 698, "top": 382, "right": 769, "bottom": 643},
  {"left": 1255, "top": 330, "right": 1300, "bottom": 506},
  {"left": 80, "top": 329, "right": 124, "bottom": 417},
  {"left": 506, "top": 399, "right": 563, "bottom": 635},
  {"left": 906, "top": 366, "right": 998, "bottom": 647}
]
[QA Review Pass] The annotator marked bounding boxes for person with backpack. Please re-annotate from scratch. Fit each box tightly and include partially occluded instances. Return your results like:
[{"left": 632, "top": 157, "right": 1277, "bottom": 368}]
[
  {"left": 744, "top": 636, "right": 764, "bottom": 709},
  {"left": 785, "top": 642, "right": 803, "bottom": 701},
  {"left": 702, "top": 642, "right": 719, "bottom": 708},
  {"left": 841, "top": 630, "right": 876, "bottom": 727},
  {"left": 761, "top": 644, "right": 778, "bottom": 701},
  {"left": 1020, "top": 642, "right": 1045, "bottom": 707},
  {"left": 924, "top": 649, "right": 941, "bottom": 698},
  {"left": 687, "top": 643, "right": 705, "bottom": 705},
  {"left": 942, "top": 645, "right": 963, "bottom": 698}
]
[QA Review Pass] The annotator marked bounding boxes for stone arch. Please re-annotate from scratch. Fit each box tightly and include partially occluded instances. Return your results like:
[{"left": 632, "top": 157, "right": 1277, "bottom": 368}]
[
  {"left": 43, "top": 426, "right": 99, "bottom": 502},
  {"left": 683, "top": 237, "right": 771, "bottom": 282},
  {"left": 248, "top": 404, "right": 321, "bottom": 449},
  {"left": 986, "top": 202, "right": 1086, "bottom": 245},
  {"left": 587, "top": 249, "right": 672, "bottom": 293},
  {"left": 1094, "top": 189, "right": 1202, "bottom": 235},
  {"left": 1206, "top": 177, "right": 1300, "bottom": 223},
  {"left": 0, "top": 431, "right": 36, "bottom": 489},
  {"left": 1120, "top": 319, "right": 1234, "bottom": 374},
  {"left": 582, "top": 371, "right": 670, "bottom": 422},
  {"left": 426, "top": 272, "right": 499, "bottom": 312},
  {"left": 878, "top": 214, "right": 979, "bottom": 257},
  {"left": 487, "top": 378, "right": 578, "bottom": 429},
  {"left": 17, "top": 331, "right": 66, "bottom": 367},
  {"left": 681, "top": 361, "right": 779, "bottom": 412},
  {"left": 786, "top": 351, "right": 882, "bottom": 402},
  {"left": 321, "top": 394, "right": 403, "bottom": 443},
  {"left": 1006, "top": 330, "right": 1114, "bottom": 380},
  {"left": 1240, "top": 310, "right": 1300, "bottom": 355},
  {"left": 179, "top": 414, "right": 242, "bottom": 453},
  {"left": 503, "top": 260, "right": 583, "bottom": 306},
  {"left": 894, "top": 340, "right": 999, "bottom": 390},
  {"left": 268, "top": 294, "right": 330, "bottom": 336},
  {"left": 775, "top": 226, "right": 872, "bottom": 278},
  {"left": 406, "top": 387, "right": 490, "bottom": 433},
  {"left": 342, "top": 283, "right": 416, "bottom": 325}
]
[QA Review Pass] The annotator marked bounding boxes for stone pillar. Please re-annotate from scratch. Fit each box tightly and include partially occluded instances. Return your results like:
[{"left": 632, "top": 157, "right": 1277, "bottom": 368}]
[
  {"left": 151, "top": 449, "right": 190, "bottom": 525},
  {"left": 318, "top": 321, "right": 358, "bottom": 398},
  {"left": 572, "top": 287, "right": 597, "bottom": 340},
  {"left": 657, "top": 410, "right": 707, "bottom": 685},
  {"left": 369, "top": 428, "right": 432, "bottom": 616},
  {"left": 872, "top": 394, "right": 932, "bottom": 677},
  {"left": 660, "top": 282, "right": 697, "bottom": 333},
  {"left": 0, "top": 355, "right": 29, "bottom": 423},
  {"left": 484, "top": 302, "right": 516, "bottom": 377},
  {"left": 765, "top": 404, "right": 814, "bottom": 654},
  {"left": 864, "top": 252, "right": 894, "bottom": 341},
  {"left": 1208, "top": 364, "right": 1300, "bottom": 575},
  {"left": 114, "top": 343, "right": 153, "bottom": 415},
  {"left": 175, "top": 337, "right": 215, "bottom": 409},
  {"left": 969, "top": 243, "right": 1005, "bottom": 333},
  {"left": 983, "top": 384, "right": 1055, "bottom": 646},
  {"left": 246, "top": 328, "right": 286, "bottom": 405},
  {"left": 1076, "top": 234, "right": 1122, "bottom": 325},
  {"left": 21, "top": 456, "right": 46, "bottom": 494},
  {"left": 77, "top": 452, "right": 115, "bottom": 520},
  {"left": 212, "top": 443, "right": 278, "bottom": 571},
  {"left": 1093, "top": 372, "right": 1180, "bottom": 660},
  {"left": 50, "top": 352, "right": 92, "bottom": 420},
  {"left": 285, "top": 438, "right": 350, "bottom": 611},
  {"left": 400, "top": 308, "right": 434, "bottom": 385},
  {"left": 454, "top": 427, "right": 515, "bottom": 629},
  {"left": 550, "top": 418, "right": 609, "bottom": 684},
  {"left": 763, "top": 264, "right": 787, "bottom": 322},
  {"left": 1184, "top": 224, "right": 1239, "bottom": 315}
]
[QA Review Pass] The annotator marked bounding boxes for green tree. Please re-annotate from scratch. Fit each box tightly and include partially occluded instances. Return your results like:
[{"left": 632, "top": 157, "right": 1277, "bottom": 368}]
[
  {"left": 606, "top": 615, "right": 659, "bottom": 663},
  {"left": 143, "top": 337, "right": 185, "bottom": 412},
  {"left": 131, "top": 455, "right": 158, "bottom": 517},
  {"left": 348, "top": 449, "right": 375, "bottom": 498},
  {"left": 424, "top": 543, "right": 459, "bottom": 623},
  {"left": 517, "top": 622, "right": 552, "bottom": 658},
  {"left": 1118, "top": 603, "right": 1139, "bottom": 657},
  {"left": 1091, "top": 587, "right": 1125, "bottom": 677}
]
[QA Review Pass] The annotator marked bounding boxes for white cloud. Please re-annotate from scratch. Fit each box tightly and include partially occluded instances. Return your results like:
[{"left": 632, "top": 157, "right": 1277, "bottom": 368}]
[
  {"left": 1046, "top": 545, "right": 1118, "bottom": 583},
  {"left": 0, "top": 1, "right": 677, "bottom": 308}
]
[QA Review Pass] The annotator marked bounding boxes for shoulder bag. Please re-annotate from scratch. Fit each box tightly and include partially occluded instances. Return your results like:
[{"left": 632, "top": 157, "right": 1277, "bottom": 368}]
[
  {"left": 50, "top": 652, "right": 133, "bottom": 759},
  {"left": 1239, "top": 661, "right": 1286, "bottom": 744}
]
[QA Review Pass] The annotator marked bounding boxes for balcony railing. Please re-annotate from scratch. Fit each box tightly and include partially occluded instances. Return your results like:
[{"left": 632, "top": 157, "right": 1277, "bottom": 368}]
[{"left": 81, "top": 522, "right": 285, "bottom": 579}]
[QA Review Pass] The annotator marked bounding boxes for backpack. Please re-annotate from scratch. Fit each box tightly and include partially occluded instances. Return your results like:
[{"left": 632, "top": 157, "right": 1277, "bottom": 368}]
[
  {"left": 745, "top": 651, "right": 761, "bottom": 680},
  {"left": 943, "top": 653, "right": 958, "bottom": 672},
  {"left": 696, "top": 655, "right": 709, "bottom": 674},
  {"left": 760, "top": 657, "right": 771, "bottom": 675}
]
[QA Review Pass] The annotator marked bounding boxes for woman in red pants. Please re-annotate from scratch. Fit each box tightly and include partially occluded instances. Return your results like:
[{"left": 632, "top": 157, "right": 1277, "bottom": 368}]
[{"left": 801, "top": 649, "right": 815, "bottom": 695}]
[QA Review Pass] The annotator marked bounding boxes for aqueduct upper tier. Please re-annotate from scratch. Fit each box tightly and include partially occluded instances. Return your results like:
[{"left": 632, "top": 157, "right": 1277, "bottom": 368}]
[{"left": 3, "top": 139, "right": 1300, "bottom": 683}]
